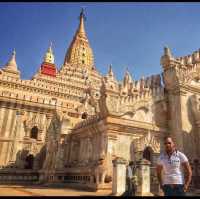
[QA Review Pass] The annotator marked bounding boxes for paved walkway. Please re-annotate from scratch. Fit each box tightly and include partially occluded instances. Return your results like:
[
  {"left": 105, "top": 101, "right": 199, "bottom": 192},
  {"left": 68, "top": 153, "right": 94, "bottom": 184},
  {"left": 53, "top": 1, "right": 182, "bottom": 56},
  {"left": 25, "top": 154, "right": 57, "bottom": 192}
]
[{"left": 0, "top": 184, "right": 112, "bottom": 196}]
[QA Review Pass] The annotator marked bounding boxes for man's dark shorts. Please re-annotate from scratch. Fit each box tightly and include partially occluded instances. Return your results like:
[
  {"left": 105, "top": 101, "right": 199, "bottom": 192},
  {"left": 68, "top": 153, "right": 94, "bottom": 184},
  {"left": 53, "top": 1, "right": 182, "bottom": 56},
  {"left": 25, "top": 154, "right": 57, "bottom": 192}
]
[{"left": 162, "top": 184, "right": 186, "bottom": 196}]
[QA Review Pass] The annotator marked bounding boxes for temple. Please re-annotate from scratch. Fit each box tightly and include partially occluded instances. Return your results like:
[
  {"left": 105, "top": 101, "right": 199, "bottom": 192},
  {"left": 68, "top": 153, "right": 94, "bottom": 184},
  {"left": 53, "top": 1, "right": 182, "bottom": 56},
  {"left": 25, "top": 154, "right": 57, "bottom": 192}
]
[{"left": 0, "top": 9, "right": 199, "bottom": 195}]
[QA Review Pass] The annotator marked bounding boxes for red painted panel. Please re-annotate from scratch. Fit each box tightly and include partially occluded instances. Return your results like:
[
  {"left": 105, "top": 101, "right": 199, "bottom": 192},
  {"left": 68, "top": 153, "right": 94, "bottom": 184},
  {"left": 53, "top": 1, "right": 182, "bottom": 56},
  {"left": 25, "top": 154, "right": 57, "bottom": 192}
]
[{"left": 41, "top": 62, "right": 56, "bottom": 77}]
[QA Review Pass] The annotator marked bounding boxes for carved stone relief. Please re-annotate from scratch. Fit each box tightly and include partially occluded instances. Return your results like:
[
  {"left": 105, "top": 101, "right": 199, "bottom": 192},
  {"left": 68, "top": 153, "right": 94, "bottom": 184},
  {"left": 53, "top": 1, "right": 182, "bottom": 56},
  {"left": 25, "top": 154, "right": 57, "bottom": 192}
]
[{"left": 133, "top": 131, "right": 160, "bottom": 154}]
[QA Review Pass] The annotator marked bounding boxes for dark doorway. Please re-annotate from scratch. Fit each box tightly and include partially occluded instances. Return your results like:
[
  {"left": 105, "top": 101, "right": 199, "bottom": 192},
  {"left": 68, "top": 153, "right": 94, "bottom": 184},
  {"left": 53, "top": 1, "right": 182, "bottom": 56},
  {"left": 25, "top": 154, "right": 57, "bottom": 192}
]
[
  {"left": 25, "top": 154, "right": 34, "bottom": 169},
  {"left": 30, "top": 126, "right": 38, "bottom": 139},
  {"left": 143, "top": 146, "right": 153, "bottom": 162}
]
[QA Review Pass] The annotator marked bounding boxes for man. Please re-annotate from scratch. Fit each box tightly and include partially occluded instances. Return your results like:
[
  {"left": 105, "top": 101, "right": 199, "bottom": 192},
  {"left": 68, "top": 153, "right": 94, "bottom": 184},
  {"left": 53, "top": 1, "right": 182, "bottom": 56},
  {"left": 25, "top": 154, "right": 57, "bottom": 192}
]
[
  {"left": 156, "top": 136, "right": 192, "bottom": 196},
  {"left": 127, "top": 161, "right": 134, "bottom": 196},
  {"left": 131, "top": 162, "right": 138, "bottom": 195}
]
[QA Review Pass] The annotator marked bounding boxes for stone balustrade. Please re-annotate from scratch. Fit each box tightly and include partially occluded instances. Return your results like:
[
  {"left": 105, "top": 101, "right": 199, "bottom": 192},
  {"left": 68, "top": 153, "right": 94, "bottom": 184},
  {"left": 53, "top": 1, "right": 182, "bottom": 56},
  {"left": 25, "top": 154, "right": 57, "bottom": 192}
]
[{"left": 0, "top": 170, "right": 39, "bottom": 184}]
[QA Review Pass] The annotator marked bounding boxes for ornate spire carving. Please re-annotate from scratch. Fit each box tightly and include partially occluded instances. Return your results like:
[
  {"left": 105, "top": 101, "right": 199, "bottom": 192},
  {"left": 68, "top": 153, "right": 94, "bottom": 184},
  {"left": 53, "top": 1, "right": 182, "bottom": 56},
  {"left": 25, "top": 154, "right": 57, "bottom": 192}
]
[
  {"left": 64, "top": 9, "right": 94, "bottom": 69},
  {"left": 44, "top": 42, "right": 54, "bottom": 64}
]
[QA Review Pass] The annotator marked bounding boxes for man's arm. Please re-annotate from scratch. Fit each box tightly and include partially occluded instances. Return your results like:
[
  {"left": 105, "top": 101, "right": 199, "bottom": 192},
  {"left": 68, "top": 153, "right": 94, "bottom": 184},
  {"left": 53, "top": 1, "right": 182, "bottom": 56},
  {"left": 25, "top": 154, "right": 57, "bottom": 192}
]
[
  {"left": 182, "top": 161, "right": 192, "bottom": 192},
  {"left": 156, "top": 164, "right": 163, "bottom": 188}
]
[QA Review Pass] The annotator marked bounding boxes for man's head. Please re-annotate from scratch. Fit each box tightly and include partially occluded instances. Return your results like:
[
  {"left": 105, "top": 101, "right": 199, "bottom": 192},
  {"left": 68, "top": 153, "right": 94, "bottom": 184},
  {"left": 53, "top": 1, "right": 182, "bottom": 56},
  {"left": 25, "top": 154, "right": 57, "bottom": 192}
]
[{"left": 163, "top": 136, "right": 175, "bottom": 153}]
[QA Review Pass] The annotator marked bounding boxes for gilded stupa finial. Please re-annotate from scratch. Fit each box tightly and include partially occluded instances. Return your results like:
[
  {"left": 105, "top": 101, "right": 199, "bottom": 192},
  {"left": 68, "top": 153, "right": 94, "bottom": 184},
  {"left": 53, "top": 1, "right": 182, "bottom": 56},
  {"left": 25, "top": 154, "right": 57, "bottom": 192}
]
[
  {"left": 76, "top": 8, "right": 87, "bottom": 38},
  {"left": 44, "top": 42, "right": 54, "bottom": 64},
  {"left": 80, "top": 7, "right": 86, "bottom": 21}
]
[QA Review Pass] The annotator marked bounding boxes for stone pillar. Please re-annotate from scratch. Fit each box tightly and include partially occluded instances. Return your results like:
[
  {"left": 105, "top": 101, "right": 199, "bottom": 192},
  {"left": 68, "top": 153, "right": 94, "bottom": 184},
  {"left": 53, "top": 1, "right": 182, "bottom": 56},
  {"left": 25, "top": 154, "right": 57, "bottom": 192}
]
[
  {"left": 9, "top": 110, "right": 24, "bottom": 163},
  {"left": 112, "top": 157, "right": 127, "bottom": 196},
  {"left": 4, "top": 108, "right": 13, "bottom": 138},
  {"left": 24, "top": 127, "right": 30, "bottom": 139},
  {"left": 90, "top": 175, "right": 94, "bottom": 184},
  {"left": 135, "top": 158, "right": 153, "bottom": 196},
  {"left": 45, "top": 113, "right": 53, "bottom": 142},
  {"left": 37, "top": 129, "right": 43, "bottom": 141},
  {"left": 63, "top": 136, "right": 70, "bottom": 166},
  {"left": 38, "top": 171, "right": 45, "bottom": 183}
]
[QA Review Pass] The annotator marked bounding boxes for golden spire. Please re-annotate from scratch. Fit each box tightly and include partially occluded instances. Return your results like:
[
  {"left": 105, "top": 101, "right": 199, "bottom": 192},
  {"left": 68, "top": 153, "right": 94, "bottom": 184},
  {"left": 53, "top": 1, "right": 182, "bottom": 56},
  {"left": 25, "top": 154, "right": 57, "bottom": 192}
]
[
  {"left": 76, "top": 8, "right": 87, "bottom": 39},
  {"left": 5, "top": 49, "right": 18, "bottom": 71},
  {"left": 44, "top": 42, "right": 54, "bottom": 64},
  {"left": 64, "top": 9, "right": 94, "bottom": 69}
]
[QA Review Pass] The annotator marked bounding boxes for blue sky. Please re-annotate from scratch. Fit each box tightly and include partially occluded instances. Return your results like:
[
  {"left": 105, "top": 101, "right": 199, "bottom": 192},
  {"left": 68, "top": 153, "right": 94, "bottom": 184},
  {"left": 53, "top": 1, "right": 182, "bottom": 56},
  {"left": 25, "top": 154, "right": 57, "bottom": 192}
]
[{"left": 0, "top": 2, "right": 200, "bottom": 81}]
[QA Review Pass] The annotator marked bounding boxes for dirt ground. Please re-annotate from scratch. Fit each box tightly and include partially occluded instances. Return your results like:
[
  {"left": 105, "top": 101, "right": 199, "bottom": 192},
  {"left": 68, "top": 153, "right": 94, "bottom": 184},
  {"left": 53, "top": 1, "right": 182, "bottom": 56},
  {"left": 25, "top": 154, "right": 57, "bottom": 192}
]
[
  {"left": 0, "top": 184, "right": 199, "bottom": 196},
  {"left": 0, "top": 184, "right": 112, "bottom": 196}
]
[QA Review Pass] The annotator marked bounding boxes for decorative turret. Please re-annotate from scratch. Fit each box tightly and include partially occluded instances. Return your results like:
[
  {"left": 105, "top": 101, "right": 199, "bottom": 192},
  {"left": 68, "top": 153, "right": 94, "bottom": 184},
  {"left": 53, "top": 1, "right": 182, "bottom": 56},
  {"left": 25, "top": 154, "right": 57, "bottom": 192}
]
[
  {"left": 106, "top": 64, "right": 117, "bottom": 82},
  {"left": 160, "top": 46, "right": 175, "bottom": 69},
  {"left": 164, "top": 46, "right": 172, "bottom": 57},
  {"left": 63, "top": 9, "right": 95, "bottom": 69},
  {"left": 108, "top": 64, "right": 114, "bottom": 77},
  {"left": 4, "top": 49, "right": 18, "bottom": 71},
  {"left": 123, "top": 68, "right": 133, "bottom": 86},
  {"left": 102, "top": 64, "right": 118, "bottom": 92},
  {"left": 2, "top": 49, "right": 20, "bottom": 78},
  {"left": 40, "top": 43, "right": 57, "bottom": 77},
  {"left": 140, "top": 76, "right": 145, "bottom": 90}
]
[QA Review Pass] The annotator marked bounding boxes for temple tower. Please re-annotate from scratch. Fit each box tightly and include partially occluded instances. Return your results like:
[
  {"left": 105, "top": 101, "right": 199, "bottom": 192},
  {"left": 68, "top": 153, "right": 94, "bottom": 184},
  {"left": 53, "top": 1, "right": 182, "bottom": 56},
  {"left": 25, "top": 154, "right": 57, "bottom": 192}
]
[
  {"left": 2, "top": 49, "right": 20, "bottom": 78},
  {"left": 161, "top": 46, "right": 184, "bottom": 151},
  {"left": 40, "top": 43, "right": 57, "bottom": 77},
  {"left": 63, "top": 9, "right": 95, "bottom": 70},
  {"left": 161, "top": 46, "right": 200, "bottom": 159}
]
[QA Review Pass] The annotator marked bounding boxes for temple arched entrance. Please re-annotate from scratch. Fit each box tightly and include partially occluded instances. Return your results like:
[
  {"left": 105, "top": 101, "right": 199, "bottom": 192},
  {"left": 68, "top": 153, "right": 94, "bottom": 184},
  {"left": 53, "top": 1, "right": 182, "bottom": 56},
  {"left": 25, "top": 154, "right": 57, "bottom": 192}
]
[
  {"left": 131, "top": 135, "right": 161, "bottom": 195},
  {"left": 143, "top": 146, "right": 153, "bottom": 163}
]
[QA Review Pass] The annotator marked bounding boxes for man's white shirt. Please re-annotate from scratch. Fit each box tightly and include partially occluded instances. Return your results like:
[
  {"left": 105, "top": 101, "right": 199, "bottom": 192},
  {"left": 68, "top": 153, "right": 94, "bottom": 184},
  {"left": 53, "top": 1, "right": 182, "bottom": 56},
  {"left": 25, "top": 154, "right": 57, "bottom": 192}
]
[
  {"left": 157, "top": 150, "right": 188, "bottom": 185},
  {"left": 127, "top": 165, "right": 133, "bottom": 179}
]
